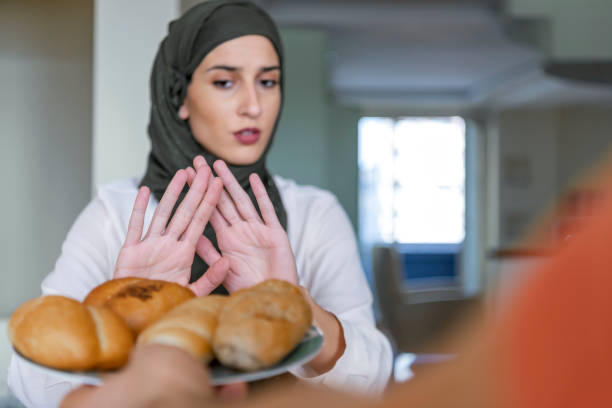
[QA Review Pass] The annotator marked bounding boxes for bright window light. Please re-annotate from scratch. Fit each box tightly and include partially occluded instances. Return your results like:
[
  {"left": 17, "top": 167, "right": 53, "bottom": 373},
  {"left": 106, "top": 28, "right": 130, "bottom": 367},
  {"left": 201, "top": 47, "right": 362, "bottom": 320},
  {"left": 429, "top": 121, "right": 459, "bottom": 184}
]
[{"left": 359, "top": 116, "right": 465, "bottom": 244}]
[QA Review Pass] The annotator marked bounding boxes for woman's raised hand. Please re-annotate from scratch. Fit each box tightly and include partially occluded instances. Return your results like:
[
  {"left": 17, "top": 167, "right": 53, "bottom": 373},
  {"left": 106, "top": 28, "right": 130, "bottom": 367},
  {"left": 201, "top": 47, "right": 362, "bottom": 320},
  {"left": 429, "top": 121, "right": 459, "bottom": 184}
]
[
  {"left": 114, "top": 165, "right": 230, "bottom": 296},
  {"left": 192, "top": 158, "right": 298, "bottom": 293}
]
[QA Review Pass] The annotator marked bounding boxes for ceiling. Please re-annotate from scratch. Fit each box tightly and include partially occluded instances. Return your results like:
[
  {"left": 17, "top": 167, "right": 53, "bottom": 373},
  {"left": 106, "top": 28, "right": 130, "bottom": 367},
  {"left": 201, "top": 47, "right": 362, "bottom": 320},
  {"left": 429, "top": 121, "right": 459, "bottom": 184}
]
[{"left": 251, "top": 0, "right": 612, "bottom": 112}]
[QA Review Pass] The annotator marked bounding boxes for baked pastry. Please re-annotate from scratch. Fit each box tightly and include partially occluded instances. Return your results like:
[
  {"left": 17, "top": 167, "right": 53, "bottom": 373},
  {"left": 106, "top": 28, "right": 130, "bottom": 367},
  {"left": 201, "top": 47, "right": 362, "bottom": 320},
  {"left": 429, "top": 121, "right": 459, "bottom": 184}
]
[
  {"left": 84, "top": 277, "right": 195, "bottom": 334},
  {"left": 10, "top": 279, "right": 312, "bottom": 373},
  {"left": 213, "top": 279, "right": 312, "bottom": 371},
  {"left": 8, "top": 295, "right": 133, "bottom": 371},
  {"left": 137, "top": 295, "right": 228, "bottom": 363}
]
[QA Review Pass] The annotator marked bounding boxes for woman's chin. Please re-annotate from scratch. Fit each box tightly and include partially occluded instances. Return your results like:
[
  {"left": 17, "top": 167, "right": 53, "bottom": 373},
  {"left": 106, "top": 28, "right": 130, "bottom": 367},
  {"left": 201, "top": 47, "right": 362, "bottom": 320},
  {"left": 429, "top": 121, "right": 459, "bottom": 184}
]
[{"left": 217, "top": 150, "right": 265, "bottom": 167}]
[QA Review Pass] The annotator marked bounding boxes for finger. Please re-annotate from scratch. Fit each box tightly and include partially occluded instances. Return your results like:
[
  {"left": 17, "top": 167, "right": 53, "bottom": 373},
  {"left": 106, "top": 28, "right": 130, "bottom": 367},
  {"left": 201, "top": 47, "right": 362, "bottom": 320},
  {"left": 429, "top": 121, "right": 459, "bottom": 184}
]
[
  {"left": 185, "top": 167, "right": 196, "bottom": 186},
  {"left": 147, "top": 169, "right": 188, "bottom": 237},
  {"left": 124, "top": 186, "right": 150, "bottom": 246},
  {"left": 193, "top": 157, "right": 226, "bottom": 221},
  {"left": 216, "top": 188, "right": 242, "bottom": 224},
  {"left": 249, "top": 173, "right": 282, "bottom": 228},
  {"left": 189, "top": 257, "right": 230, "bottom": 296},
  {"left": 193, "top": 155, "right": 209, "bottom": 170},
  {"left": 213, "top": 160, "right": 261, "bottom": 222},
  {"left": 167, "top": 166, "right": 211, "bottom": 238},
  {"left": 209, "top": 207, "right": 230, "bottom": 232},
  {"left": 195, "top": 235, "right": 221, "bottom": 266},
  {"left": 183, "top": 178, "right": 223, "bottom": 245}
]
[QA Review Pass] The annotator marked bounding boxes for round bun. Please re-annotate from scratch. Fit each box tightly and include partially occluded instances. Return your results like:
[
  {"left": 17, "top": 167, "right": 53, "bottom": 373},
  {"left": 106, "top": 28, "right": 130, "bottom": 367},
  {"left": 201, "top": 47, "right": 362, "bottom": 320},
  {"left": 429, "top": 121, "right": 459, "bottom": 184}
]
[
  {"left": 213, "top": 279, "right": 312, "bottom": 371},
  {"left": 82, "top": 277, "right": 142, "bottom": 305},
  {"left": 10, "top": 279, "right": 312, "bottom": 373},
  {"left": 137, "top": 295, "right": 228, "bottom": 363},
  {"left": 8, "top": 295, "right": 133, "bottom": 371},
  {"left": 84, "top": 278, "right": 195, "bottom": 335}
]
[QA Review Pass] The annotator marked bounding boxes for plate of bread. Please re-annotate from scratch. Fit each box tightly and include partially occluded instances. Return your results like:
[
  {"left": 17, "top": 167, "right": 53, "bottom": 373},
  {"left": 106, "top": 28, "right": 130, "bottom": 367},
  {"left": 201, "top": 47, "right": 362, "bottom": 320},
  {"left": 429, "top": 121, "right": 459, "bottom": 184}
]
[{"left": 9, "top": 278, "right": 322, "bottom": 386}]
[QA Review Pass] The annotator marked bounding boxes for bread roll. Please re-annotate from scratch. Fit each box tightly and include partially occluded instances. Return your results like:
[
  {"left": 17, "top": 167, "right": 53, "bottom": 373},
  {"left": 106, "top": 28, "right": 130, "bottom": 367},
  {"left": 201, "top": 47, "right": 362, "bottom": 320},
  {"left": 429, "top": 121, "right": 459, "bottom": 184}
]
[
  {"left": 137, "top": 295, "right": 228, "bottom": 363},
  {"left": 213, "top": 279, "right": 312, "bottom": 371},
  {"left": 8, "top": 295, "right": 133, "bottom": 371},
  {"left": 84, "top": 278, "right": 195, "bottom": 335},
  {"left": 82, "top": 277, "right": 142, "bottom": 305}
]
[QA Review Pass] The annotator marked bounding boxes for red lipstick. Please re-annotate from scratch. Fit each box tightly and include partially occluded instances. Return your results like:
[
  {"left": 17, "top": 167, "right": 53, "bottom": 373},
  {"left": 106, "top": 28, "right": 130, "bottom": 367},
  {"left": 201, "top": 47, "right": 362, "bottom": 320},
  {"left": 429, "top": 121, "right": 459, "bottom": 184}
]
[{"left": 233, "top": 128, "right": 261, "bottom": 145}]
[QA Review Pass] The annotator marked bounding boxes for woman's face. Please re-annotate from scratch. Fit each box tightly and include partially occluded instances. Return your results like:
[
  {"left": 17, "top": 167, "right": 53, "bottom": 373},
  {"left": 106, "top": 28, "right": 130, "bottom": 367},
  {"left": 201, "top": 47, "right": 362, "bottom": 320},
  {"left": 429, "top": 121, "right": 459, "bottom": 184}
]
[{"left": 179, "top": 35, "right": 281, "bottom": 165}]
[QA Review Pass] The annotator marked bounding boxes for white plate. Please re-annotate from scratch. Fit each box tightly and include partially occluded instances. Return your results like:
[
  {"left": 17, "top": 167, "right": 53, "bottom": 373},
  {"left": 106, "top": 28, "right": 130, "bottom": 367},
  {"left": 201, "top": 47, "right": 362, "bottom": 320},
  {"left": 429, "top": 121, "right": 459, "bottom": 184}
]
[{"left": 14, "top": 326, "right": 323, "bottom": 386}]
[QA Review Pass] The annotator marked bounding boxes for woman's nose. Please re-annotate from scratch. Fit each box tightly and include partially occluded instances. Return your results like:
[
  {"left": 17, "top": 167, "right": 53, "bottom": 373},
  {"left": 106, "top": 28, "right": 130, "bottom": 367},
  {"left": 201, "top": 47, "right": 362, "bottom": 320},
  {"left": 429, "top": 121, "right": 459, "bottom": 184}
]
[{"left": 238, "top": 84, "right": 262, "bottom": 118}]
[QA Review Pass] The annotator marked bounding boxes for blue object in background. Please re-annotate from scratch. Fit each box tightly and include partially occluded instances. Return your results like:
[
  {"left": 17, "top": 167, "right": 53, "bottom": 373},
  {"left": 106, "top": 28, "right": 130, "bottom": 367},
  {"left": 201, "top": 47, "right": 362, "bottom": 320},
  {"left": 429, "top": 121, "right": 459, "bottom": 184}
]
[
  {"left": 401, "top": 253, "right": 456, "bottom": 280},
  {"left": 396, "top": 244, "right": 459, "bottom": 282}
]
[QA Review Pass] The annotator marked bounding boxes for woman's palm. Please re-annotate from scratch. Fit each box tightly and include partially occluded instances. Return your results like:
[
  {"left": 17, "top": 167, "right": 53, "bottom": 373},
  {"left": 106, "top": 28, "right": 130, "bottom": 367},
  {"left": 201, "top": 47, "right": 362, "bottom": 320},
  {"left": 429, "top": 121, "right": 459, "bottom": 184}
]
[
  {"left": 196, "top": 160, "right": 298, "bottom": 293},
  {"left": 215, "top": 217, "right": 296, "bottom": 293},
  {"left": 115, "top": 237, "right": 197, "bottom": 286},
  {"left": 114, "top": 166, "right": 228, "bottom": 295}
]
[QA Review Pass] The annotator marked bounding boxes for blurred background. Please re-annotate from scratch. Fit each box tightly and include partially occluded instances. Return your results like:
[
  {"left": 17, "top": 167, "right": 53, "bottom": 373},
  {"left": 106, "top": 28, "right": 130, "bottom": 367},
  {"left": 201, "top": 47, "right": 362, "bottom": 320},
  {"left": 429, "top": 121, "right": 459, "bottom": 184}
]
[{"left": 2, "top": 0, "right": 612, "bottom": 400}]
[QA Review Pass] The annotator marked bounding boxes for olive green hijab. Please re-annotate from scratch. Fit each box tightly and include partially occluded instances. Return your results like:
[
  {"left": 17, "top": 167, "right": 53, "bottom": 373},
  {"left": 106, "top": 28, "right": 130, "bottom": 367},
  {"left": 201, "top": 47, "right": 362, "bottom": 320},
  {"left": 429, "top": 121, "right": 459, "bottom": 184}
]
[{"left": 140, "top": 0, "right": 287, "bottom": 288}]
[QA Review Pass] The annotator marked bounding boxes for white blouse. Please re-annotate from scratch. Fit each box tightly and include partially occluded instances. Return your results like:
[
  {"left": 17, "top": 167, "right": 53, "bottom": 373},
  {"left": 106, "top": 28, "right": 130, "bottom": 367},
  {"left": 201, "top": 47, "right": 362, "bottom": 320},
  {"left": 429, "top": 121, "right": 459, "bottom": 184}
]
[{"left": 8, "top": 175, "right": 393, "bottom": 407}]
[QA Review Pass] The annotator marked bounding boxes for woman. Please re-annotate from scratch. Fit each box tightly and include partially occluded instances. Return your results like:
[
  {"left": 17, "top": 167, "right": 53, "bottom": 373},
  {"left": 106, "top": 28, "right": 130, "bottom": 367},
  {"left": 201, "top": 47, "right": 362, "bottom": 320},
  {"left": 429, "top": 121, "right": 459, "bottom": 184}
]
[{"left": 8, "top": 1, "right": 392, "bottom": 406}]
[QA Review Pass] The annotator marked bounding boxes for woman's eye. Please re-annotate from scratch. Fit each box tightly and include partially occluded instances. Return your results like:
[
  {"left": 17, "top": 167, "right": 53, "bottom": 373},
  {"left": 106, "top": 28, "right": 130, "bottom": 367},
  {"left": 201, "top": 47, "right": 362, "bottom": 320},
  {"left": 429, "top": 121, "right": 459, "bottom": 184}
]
[
  {"left": 260, "top": 79, "right": 278, "bottom": 88},
  {"left": 213, "top": 80, "right": 233, "bottom": 89}
]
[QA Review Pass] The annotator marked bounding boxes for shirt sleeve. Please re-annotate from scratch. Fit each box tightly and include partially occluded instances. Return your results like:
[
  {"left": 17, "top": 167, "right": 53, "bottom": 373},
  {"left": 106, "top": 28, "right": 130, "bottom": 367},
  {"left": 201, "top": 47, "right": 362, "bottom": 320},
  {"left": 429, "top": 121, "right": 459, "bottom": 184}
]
[
  {"left": 8, "top": 194, "right": 119, "bottom": 408},
  {"left": 41, "top": 195, "right": 118, "bottom": 299},
  {"left": 290, "top": 192, "right": 393, "bottom": 395}
]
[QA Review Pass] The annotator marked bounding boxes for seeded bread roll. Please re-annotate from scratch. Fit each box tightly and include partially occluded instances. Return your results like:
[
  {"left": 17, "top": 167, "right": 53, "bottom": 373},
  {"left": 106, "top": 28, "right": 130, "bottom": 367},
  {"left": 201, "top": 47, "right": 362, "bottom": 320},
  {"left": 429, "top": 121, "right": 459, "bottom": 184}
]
[
  {"left": 213, "top": 279, "right": 312, "bottom": 371},
  {"left": 84, "top": 278, "right": 195, "bottom": 335},
  {"left": 8, "top": 295, "right": 133, "bottom": 371},
  {"left": 137, "top": 295, "right": 228, "bottom": 363}
]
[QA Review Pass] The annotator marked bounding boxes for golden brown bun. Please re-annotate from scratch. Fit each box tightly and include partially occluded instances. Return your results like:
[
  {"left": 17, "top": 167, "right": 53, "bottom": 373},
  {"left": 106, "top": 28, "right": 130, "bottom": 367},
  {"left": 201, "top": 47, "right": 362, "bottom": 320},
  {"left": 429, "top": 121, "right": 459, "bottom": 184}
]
[
  {"left": 87, "top": 305, "right": 135, "bottom": 370},
  {"left": 213, "top": 279, "right": 312, "bottom": 371},
  {"left": 137, "top": 295, "right": 228, "bottom": 363},
  {"left": 84, "top": 278, "right": 195, "bottom": 335},
  {"left": 8, "top": 295, "right": 133, "bottom": 371},
  {"left": 83, "top": 277, "right": 142, "bottom": 305}
]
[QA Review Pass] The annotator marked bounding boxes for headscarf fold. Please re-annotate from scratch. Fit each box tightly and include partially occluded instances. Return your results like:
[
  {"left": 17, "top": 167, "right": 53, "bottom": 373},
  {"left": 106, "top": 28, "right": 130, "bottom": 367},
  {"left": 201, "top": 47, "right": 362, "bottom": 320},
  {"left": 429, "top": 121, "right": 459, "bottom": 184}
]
[{"left": 140, "top": 0, "right": 287, "bottom": 292}]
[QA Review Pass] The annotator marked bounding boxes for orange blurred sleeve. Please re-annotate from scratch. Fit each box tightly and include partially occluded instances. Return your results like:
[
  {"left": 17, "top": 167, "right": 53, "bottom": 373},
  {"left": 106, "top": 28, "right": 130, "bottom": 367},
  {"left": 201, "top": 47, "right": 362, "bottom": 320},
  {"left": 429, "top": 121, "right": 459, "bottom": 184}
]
[{"left": 494, "top": 178, "right": 612, "bottom": 408}]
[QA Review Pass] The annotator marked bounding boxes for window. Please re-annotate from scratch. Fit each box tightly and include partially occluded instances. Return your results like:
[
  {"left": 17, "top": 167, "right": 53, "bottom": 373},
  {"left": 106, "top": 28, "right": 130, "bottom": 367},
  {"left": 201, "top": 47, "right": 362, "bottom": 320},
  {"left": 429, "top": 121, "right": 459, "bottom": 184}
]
[{"left": 359, "top": 116, "right": 466, "bottom": 282}]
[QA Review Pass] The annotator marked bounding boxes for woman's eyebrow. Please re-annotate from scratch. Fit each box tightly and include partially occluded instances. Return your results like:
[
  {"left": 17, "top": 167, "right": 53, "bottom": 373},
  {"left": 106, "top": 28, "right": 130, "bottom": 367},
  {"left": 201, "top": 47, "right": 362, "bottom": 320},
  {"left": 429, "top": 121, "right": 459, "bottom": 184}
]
[
  {"left": 207, "top": 65, "right": 237, "bottom": 72},
  {"left": 206, "top": 65, "right": 280, "bottom": 73},
  {"left": 261, "top": 66, "right": 280, "bottom": 72}
]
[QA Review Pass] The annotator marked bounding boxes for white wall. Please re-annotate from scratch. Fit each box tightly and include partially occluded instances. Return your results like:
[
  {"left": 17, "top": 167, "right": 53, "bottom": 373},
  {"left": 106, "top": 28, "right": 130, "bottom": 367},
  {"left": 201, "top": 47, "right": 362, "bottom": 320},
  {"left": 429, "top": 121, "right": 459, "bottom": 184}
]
[
  {"left": 508, "top": 0, "right": 612, "bottom": 59},
  {"left": 92, "top": 0, "right": 180, "bottom": 190},
  {"left": 463, "top": 119, "right": 488, "bottom": 295},
  {"left": 0, "top": 0, "right": 93, "bottom": 317},
  {"left": 556, "top": 106, "right": 612, "bottom": 190},
  {"left": 484, "top": 105, "right": 612, "bottom": 306},
  {"left": 268, "top": 28, "right": 332, "bottom": 191},
  {"left": 491, "top": 105, "right": 612, "bottom": 249},
  {"left": 497, "top": 109, "right": 558, "bottom": 247},
  {"left": 0, "top": 0, "right": 188, "bottom": 317}
]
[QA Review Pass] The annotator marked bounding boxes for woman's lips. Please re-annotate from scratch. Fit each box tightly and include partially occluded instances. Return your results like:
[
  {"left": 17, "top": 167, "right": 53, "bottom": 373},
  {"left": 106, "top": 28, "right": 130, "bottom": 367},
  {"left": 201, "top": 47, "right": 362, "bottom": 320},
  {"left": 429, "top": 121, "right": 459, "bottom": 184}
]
[{"left": 233, "top": 128, "right": 261, "bottom": 145}]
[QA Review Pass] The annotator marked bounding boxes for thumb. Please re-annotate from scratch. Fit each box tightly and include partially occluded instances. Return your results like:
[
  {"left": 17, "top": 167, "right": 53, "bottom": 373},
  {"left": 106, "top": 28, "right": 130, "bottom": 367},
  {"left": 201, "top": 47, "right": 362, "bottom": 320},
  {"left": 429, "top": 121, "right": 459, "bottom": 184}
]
[{"left": 189, "top": 257, "right": 230, "bottom": 296}]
